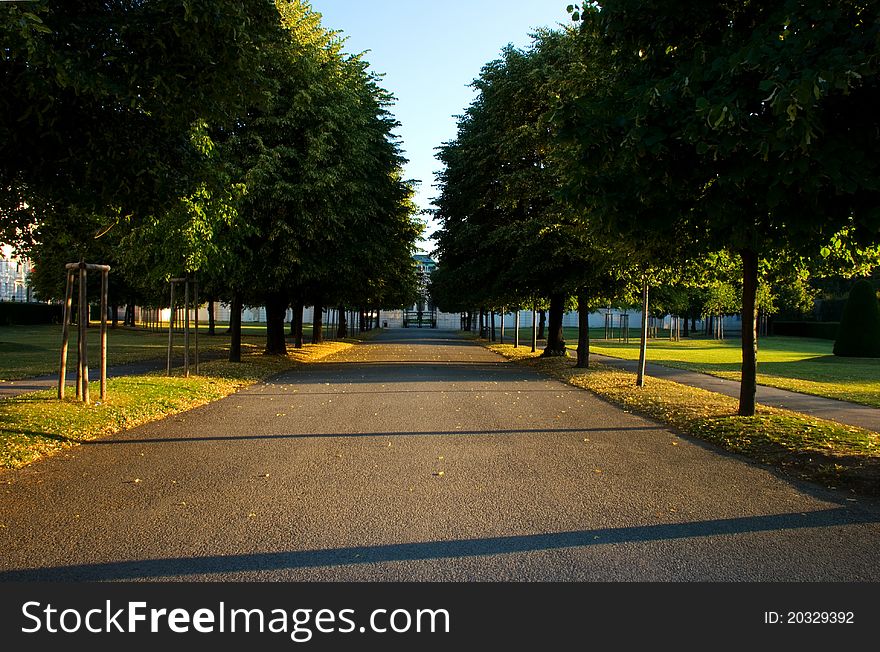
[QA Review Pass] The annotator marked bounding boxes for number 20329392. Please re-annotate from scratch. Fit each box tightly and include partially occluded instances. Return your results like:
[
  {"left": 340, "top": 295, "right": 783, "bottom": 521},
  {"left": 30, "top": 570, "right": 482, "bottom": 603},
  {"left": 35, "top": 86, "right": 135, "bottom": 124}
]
[{"left": 764, "top": 611, "right": 854, "bottom": 625}]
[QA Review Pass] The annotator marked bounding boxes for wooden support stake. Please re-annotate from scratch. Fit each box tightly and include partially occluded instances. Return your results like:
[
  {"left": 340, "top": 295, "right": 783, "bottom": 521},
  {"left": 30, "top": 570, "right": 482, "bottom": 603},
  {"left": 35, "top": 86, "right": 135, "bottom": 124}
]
[
  {"left": 58, "top": 270, "right": 74, "bottom": 399},
  {"left": 100, "top": 269, "right": 108, "bottom": 400},
  {"left": 531, "top": 304, "right": 537, "bottom": 353},
  {"left": 514, "top": 311, "right": 520, "bottom": 348},
  {"left": 79, "top": 263, "right": 90, "bottom": 404},
  {"left": 167, "top": 282, "right": 175, "bottom": 375},
  {"left": 183, "top": 277, "right": 190, "bottom": 378},
  {"left": 193, "top": 277, "right": 199, "bottom": 374}
]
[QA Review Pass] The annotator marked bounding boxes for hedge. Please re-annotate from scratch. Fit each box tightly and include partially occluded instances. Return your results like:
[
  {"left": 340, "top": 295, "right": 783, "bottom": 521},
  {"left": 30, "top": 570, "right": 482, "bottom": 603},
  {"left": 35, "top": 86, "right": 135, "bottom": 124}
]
[
  {"left": 833, "top": 280, "right": 880, "bottom": 357},
  {"left": 771, "top": 320, "right": 839, "bottom": 340},
  {"left": 0, "top": 302, "right": 63, "bottom": 326}
]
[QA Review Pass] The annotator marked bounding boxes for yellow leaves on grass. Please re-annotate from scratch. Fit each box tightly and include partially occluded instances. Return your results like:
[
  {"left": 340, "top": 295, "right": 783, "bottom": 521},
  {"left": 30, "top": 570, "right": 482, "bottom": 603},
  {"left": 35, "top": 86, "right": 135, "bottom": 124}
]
[{"left": 487, "top": 340, "right": 880, "bottom": 495}]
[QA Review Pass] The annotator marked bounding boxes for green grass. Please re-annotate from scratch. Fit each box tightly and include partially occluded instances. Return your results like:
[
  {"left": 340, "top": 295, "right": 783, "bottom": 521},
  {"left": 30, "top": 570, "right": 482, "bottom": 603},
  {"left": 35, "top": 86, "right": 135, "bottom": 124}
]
[
  {"left": 488, "top": 343, "right": 880, "bottom": 497},
  {"left": 0, "top": 340, "right": 353, "bottom": 469},
  {"left": 554, "top": 328, "right": 880, "bottom": 408},
  {"left": 0, "top": 322, "right": 316, "bottom": 381}
]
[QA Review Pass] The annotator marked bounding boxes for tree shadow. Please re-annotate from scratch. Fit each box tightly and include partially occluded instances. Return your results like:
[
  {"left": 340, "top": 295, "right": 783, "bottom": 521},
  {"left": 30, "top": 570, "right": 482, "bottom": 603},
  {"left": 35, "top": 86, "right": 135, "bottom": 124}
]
[
  {"left": 82, "top": 426, "right": 662, "bottom": 446},
  {"left": 0, "top": 507, "right": 873, "bottom": 581}
]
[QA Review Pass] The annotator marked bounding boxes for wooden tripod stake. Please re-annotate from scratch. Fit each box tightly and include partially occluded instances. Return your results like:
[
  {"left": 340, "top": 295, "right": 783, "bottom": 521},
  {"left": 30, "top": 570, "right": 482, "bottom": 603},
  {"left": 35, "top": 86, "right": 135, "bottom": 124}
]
[
  {"left": 166, "top": 275, "right": 199, "bottom": 377},
  {"left": 58, "top": 262, "right": 110, "bottom": 403}
]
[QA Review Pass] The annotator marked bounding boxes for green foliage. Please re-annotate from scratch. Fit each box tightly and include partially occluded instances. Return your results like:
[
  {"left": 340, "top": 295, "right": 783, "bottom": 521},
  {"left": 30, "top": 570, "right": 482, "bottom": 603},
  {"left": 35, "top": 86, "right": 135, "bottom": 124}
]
[
  {"left": 434, "top": 30, "right": 625, "bottom": 316},
  {"left": 559, "top": 1, "right": 880, "bottom": 415},
  {"left": 5, "top": 0, "right": 420, "bottom": 342},
  {"left": 0, "top": 0, "right": 282, "bottom": 249},
  {"left": 833, "top": 280, "right": 880, "bottom": 357},
  {"left": 218, "top": 1, "right": 420, "bottom": 313}
]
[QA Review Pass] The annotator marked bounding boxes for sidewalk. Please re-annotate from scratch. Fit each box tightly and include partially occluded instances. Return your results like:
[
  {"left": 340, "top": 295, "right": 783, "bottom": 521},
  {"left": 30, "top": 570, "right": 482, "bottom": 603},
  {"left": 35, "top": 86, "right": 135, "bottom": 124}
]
[
  {"left": 591, "top": 353, "right": 880, "bottom": 433},
  {"left": 0, "top": 359, "right": 168, "bottom": 399}
]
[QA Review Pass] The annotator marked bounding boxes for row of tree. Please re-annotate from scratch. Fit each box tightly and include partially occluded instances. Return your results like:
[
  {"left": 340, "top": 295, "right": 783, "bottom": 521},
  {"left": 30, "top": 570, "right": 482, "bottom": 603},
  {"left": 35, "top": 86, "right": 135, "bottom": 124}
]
[
  {"left": 432, "top": 1, "right": 880, "bottom": 416},
  {"left": 1, "top": 0, "right": 422, "bottom": 358}
]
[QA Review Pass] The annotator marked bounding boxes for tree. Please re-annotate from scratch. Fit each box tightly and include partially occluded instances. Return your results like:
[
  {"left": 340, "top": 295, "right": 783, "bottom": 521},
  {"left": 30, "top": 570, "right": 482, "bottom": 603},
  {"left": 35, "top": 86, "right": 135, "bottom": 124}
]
[
  {"left": 1, "top": 0, "right": 281, "bottom": 250},
  {"left": 555, "top": 7, "right": 702, "bottom": 384},
  {"left": 564, "top": 1, "right": 880, "bottom": 414},
  {"left": 434, "top": 30, "right": 620, "bottom": 358},
  {"left": 216, "top": 1, "right": 419, "bottom": 356}
]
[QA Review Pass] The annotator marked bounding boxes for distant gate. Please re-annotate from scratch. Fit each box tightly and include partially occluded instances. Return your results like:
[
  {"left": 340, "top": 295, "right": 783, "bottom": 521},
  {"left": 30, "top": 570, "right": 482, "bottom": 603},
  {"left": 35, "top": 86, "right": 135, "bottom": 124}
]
[{"left": 403, "top": 309, "right": 437, "bottom": 328}]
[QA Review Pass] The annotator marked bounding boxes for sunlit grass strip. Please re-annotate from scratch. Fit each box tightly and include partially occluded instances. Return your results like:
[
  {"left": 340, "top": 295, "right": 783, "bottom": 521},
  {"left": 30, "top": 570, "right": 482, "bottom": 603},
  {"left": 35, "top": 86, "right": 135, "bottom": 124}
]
[
  {"left": 488, "top": 343, "right": 880, "bottom": 496},
  {"left": 581, "top": 335, "right": 880, "bottom": 409},
  {"left": 0, "top": 341, "right": 353, "bottom": 469},
  {"left": 0, "top": 323, "right": 319, "bottom": 381}
]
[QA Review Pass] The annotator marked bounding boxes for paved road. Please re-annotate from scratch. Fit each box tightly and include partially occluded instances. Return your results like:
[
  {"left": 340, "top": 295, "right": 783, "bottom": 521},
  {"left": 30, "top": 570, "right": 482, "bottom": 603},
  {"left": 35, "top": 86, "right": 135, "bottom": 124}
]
[{"left": 1, "top": 329, "right": 878, "bottom": 580}]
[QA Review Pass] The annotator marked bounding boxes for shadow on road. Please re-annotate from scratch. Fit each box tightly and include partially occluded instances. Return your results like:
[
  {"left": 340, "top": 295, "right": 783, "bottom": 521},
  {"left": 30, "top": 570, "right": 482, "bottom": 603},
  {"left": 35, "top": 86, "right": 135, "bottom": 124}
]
[
  {"left": 1, "top": 507, "right": 873, "bottom": 581},
  {"left": 80, "top": 426, "right": 663, "bottom": 446}
]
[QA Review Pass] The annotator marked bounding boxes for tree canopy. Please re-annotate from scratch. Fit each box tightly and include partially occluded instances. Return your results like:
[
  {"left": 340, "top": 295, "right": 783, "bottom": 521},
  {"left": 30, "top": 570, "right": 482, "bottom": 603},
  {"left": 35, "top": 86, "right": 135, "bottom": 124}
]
[
  {"left": 3, "top": 0, "right": 421, "bottom": 358},
  {"left": 433, "top": 1, "right": 879, "bottom": 415}
]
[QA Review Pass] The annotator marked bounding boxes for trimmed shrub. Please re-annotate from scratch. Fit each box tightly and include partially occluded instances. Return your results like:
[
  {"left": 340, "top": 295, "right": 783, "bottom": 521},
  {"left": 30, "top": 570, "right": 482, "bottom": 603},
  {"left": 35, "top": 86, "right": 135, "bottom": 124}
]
[{"left": 833, "top": 280, "right": 880, "bottom": 357}]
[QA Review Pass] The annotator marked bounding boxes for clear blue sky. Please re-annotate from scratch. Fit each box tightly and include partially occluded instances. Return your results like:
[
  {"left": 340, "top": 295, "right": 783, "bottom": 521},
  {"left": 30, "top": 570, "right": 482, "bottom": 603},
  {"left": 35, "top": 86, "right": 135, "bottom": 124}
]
[{"left": 309, "top": 0, "right": 571, "bottom": 250}]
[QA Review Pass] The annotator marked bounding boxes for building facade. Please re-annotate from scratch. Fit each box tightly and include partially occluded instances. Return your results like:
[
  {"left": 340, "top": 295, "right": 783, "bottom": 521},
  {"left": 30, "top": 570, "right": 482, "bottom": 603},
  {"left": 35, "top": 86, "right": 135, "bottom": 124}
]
[{"left": 0, "top": 245, "right": 32, "bottom": 302}]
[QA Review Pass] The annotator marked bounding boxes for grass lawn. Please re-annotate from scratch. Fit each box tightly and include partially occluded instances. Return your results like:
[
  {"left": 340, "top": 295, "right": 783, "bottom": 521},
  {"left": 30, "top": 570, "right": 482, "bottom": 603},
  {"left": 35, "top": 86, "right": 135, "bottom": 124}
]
[
  {"left": 0, "top": 340, "right": 351, "bottom": 469},
  {"left": 555, "top": 328, "right": 880, "bottom": 409},
  {"left": 0, "top": 322, "right": 315, "bottom": 381},
  {"left": 488, "top": 343, "right": 880, "bottom": 497}
]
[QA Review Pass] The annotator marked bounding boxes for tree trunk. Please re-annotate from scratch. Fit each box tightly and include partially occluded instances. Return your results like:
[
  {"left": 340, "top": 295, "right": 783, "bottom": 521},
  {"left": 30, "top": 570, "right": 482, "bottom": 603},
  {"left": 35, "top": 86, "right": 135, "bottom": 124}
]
[
  {"left": 542, "top": 293, "right": 567, "bottom": 357},
  {"left": 739, "top": 248, "right": 759, "bottom": 417},
  {"left": 312, "top": 301, "right": 324, "bottom": 344},
  {"left": 576, "top": 292, "right": 590, "bottom": 368},
  {"left": 479, "top": 308, "right": 486, "bottom": 338},
  {"left": 229, "top": 293, "right": 242, "bottom": 363},
  {"left": 292, "top": 301, "right": 304, "bottom": 348},
  {"left": 514, "top": 311, "right": 520, "bottom": 348},
  {"left": 490, "top": 311, "right": 496, "bottom": 341},
  {"left": 538, "top": 309, "right": 546, "bottom": 340},
  {"left": 500, "top": 308, "right": 505, "bottom": 344},
  {"left": 264, "top": 292, "right": 288, "bottom": 355},
  {"left": 683, "top": 309, "right": 689, "bottom": 337},
  {"left": 337, "top": 305, "right": 348, "bottom": 338},
  {"left": 111, "top": 303, "right": 118, "bottom": 328},
  {"left": 531, "top": 304, "right": 537, "bottom": 352},
  {"left": 208, "top": 298, "right": 216, "bottom": 336},
  {"left": 637, "top": 279, "right": 649, "bottom": 387}
]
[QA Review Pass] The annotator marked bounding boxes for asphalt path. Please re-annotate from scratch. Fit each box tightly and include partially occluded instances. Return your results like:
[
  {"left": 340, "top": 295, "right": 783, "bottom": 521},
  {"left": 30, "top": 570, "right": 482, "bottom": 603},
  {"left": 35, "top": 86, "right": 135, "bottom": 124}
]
[{"left": 1, "top": 328, "right": 879, "bottom": 581}]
